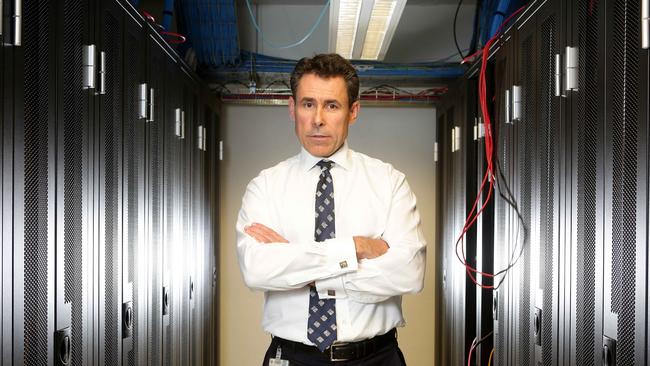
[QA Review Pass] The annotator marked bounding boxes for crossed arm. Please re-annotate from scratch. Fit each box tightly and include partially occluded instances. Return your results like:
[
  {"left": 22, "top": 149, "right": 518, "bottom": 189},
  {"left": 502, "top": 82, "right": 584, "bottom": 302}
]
[
  {"left": 244, "top": 223, "right": 389, "bottom": 260},
  {"left": 236, "top": 172, "right": 426, "bottom": 303}
]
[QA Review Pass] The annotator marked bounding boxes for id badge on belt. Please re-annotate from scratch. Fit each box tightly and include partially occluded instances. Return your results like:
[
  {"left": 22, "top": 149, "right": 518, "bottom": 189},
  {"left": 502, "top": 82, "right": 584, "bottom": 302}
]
[{"left": 268, "top": 345, "right": 289, "bottom": 366}]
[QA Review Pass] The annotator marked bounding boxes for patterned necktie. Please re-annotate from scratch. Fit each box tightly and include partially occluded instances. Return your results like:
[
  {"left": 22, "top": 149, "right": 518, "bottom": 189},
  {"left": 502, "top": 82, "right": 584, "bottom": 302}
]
[{"left": 307, "top": 160, "right": 337, "bottom": 351}]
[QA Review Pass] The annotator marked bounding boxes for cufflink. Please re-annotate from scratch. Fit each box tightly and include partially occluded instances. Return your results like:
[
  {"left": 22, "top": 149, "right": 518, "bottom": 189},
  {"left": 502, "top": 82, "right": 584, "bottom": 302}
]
[
  {"left": 328, "top": 290, "right": 336, "bottom": 296},
  {"left": 339, "top": 261, "right": 348, "bottom": 269}
]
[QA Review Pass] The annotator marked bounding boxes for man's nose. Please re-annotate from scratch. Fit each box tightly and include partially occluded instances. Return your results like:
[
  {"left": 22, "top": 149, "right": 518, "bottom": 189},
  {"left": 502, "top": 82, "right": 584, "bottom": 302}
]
[{"left": 313, "top": 106, "right": 325, "bottom": 127}]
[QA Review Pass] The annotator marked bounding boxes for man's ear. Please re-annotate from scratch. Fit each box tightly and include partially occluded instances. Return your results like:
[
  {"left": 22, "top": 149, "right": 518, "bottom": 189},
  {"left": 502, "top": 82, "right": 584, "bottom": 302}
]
[
  {"left": 288, "top": 96, "right": 296, "bottom": 121},
  {"left": 348, "top": 100, "right": 360, "bottom": 125}
]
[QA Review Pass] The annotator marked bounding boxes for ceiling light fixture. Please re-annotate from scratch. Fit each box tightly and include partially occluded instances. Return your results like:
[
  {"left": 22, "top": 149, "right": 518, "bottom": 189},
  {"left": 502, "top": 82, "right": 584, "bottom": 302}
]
[{"left": 329, "top": 0, "right": 407, "bottom": 60}]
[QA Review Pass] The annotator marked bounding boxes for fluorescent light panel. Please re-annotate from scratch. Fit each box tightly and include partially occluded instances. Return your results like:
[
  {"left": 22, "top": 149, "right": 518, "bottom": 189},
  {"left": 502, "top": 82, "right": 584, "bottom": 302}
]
[
  {"left": 361, "top": 0, "right": 397, "bottom": 59},
  {"left": 331, "top": 0, "right": 407, "bottom": 61},
  {"left": 335, "top": 0, "right": 362, "bottom": 58}
]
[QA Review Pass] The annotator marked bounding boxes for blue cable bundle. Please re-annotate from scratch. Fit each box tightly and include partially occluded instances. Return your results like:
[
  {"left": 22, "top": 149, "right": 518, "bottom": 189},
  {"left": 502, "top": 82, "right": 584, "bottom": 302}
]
[{"left": 178, "top": 0, "right": 240, "bottom": 67}]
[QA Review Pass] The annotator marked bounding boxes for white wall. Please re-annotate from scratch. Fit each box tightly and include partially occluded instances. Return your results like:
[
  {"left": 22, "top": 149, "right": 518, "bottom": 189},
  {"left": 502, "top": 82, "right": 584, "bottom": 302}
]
[{"left": 219, "top": 103, "right": 439, "bottom": 366}]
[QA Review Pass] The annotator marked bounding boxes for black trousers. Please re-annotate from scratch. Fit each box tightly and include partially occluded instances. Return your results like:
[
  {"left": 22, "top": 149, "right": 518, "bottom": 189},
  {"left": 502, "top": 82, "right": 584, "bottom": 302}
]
[{"left": 261, "top": 335, "right": 408, "bottom": 366}]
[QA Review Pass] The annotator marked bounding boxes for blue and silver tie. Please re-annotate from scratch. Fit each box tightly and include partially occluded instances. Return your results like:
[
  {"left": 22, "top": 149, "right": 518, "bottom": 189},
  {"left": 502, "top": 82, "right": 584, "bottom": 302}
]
[{"left": 307, "top": 160, "right": 338, "bottom": 351}]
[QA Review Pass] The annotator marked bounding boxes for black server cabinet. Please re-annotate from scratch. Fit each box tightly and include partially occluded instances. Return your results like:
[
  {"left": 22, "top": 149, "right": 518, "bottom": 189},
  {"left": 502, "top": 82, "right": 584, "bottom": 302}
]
[
  {"left": 146, "top": 30, "right": 174, "bottom": 366},
  {"left": 191, "top": 85, "right": 206, "bottom": 366},
  {"left": 436, "top": 78, "right": 478, "bottom": 366},
  {"left": 96, "top": 0, "right": 125, "bottom": 364},
  {"left": 56, "top": 0, "right": 95, "bottom": 365},
  {"left": 1, "top": 0, "right": 15, "bottom": 362},
  {"left": 162, "top": 49, "right": 182, "bottom": 366},
  {"left": 204, "top": 104, "right": 220, "bottom": 366},
  {"left": 2, "top": 0, "right": 219, "bottom": 364},
  {"left": 122, "top": 8, "right": 147, "bottom": 366},
  {"left": 491, "top": 31, "right": 515, "bottom": 366},
  {"left": 21, "top": 0, "right": 57, "bottom": 365},
  {"left": 568, "top": 0, "right": 606, "bottom": 365},
  {"left": 470, "top": 73, "right": 494, "bottom": 366},
  {"left": 511, "top": 14, "right": 536, "bottom": 366},
  {"left": 533, "top": 3, "right": 565, "bottom": 365},
  {"left": 435, "top": 108, "right": 451, "bottom": 366},
  {"left": 603, "top": 0, "right": 649, "bottom": 364},
  {"left": 433, "top": 111, "right": 443, "bottom": 366}
]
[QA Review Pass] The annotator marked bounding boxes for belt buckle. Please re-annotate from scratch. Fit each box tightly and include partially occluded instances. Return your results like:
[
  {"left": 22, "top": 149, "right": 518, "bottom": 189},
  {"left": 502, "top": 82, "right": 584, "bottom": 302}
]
[{"left": 329, "top": 342, "right": 350, "bottom": 362}]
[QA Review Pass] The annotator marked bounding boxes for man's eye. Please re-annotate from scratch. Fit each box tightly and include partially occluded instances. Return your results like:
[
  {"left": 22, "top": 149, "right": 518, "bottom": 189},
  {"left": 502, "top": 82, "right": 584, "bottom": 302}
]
[
  {"left": 327, "top": 104, "right": 338, "bottom": 110},
  {"left": 303, "top": 102, "right": 313, "bottom": 108}
]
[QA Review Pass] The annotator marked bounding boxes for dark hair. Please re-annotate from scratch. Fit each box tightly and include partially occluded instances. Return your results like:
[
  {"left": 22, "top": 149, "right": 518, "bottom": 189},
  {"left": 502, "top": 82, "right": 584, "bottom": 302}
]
[{"left": 290, "top": 53, "right": 360, "bottom": 106}]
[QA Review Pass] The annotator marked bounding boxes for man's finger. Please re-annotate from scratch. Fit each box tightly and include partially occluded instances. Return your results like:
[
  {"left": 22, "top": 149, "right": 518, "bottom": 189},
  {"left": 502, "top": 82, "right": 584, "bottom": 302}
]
[
  {"left": 251, "top": 223, "right": 289, "bottom": 243},
  {"left": 245, "top": 225, "right": 273, "bottom": 243}
]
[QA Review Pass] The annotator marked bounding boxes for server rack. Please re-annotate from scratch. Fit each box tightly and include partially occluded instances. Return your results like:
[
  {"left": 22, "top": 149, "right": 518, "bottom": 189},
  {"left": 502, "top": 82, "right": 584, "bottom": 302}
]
[
  {"left": 21, "top": 1, "right": 57, "bottom": 366},
  {"left": 146, "top": 29, "right": 172, "bottom": 366},
  {"left": 436, "top": 78, "right": 480, "bottom": 366},
  {"left": 1, "top": 0, "right": 219, "bottom": 364},
  {"left": 122, "top": 8, "right": 147, "bottom": 366},
  {"left": 56, "top": 1, "right": 95, "bottom": 365},
  {"left": 568, "top": 0, "right": 606, "bottom": 364},
  {"left": 437, "top": 0, "right": 650, "bottom": 365},
  {"left": 603, "top": 0, "right": 648, "bottom": 364},
  {"left": 1, "top": 0, "right": 15, "bottom": 362},
  {"left": 491, "top": 30, "right": 514, "bottom": 366}
]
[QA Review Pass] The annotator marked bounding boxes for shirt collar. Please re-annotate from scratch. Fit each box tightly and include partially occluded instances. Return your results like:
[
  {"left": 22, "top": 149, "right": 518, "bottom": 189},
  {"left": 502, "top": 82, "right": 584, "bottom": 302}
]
[{"left": 299, "top": 141, "right": 351, "bottom": 172}]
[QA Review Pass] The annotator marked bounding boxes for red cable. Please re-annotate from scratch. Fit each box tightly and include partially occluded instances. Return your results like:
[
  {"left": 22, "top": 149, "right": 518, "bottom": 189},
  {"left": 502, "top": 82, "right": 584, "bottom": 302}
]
[
  {"left": 453, "top": 4, "right": 528, "bottom": 289},
  {"left": 467, "top": 340, "right": 477, "bottom": 366},
  {"left": 160, "top": 31, "right": 187, "bottom": 44}
]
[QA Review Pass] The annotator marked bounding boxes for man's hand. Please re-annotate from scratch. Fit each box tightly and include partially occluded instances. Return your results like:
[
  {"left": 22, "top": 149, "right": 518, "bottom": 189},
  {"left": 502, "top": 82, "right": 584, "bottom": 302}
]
[
  {"left": 353, "top": 236, "right": 389, "bottom": 260},
  {"left": 244, "top": 223, "right": 289, "bottom": 244}
]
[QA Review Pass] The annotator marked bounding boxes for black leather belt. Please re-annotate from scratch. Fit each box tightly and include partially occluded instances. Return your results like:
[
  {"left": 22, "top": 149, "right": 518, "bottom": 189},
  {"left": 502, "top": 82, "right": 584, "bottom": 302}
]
[{"left": 274, "top": 328, "right": 397, "bottom": 362}]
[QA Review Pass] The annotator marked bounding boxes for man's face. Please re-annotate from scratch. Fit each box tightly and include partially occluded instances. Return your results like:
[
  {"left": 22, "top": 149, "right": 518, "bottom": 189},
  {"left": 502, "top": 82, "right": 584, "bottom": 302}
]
[{"left": 289, "top": 73, "right": 360, "bottom": 158}]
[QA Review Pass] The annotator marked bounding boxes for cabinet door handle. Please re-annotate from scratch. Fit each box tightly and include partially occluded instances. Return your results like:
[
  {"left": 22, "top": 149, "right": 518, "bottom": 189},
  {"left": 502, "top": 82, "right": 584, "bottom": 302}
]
[
  {"left": 83, "top": 45, "right": 96, "bottom": 90},
  {"left": 138, "top": 83, "right": 147, "bottom": 119},
  {"left": 641, "top": 0, "right": 650, "bottom": 50},
  {"left": 98, "top": 51, "right": 106, "bottom": 95},
  {"left": 13, "top": 0, "right": 22, "bottom": 46},
  {"left": 149, "top": 88, "right": 155, "bottom": 122}
]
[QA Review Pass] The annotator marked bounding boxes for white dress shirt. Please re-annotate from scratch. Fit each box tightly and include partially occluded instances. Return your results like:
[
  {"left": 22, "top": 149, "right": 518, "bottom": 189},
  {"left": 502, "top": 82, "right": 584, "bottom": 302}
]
[{"left": 237, "top": 141, "right": 426, "bottom": 345}]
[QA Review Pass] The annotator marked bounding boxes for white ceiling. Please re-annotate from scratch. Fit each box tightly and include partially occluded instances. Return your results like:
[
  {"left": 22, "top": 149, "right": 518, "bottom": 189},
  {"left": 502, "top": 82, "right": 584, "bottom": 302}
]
[{"left": 237, "top": 0, "right": 478, "bottom": 63}]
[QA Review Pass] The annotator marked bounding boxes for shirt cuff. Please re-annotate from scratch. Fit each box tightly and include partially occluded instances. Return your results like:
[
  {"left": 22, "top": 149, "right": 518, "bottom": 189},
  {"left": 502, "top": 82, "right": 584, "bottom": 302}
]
[{"left": 314, "top": 237, "right": 357, "bottom": 299}]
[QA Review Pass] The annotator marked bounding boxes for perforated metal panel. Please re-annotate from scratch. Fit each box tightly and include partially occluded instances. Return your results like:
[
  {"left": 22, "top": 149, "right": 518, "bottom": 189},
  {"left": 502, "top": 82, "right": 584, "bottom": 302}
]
[
  {"left": 164, "top": 66, "right": 180, "bottom": 366},
  {"left": 124, "top": 29, "right": 143, "bottom": 366},
  {"left": 103, "top": 10, "right": 123, "bottom": 366},
  {"left": 493, "top": 54, "right": 508, "bottom": 366},
  {"left": 518, "top": 34, "right": 535, "bottom": 366},
  {"left": 575, "top": 1, "right": 600, "bottom": 364},
  {"left": 63, "top": 1, "right": 89, "bottom": 365},
  {"left": 148, "top": 40, "right": 166, "bottom": 366},
  {"left": 23, "top": 0, "right": 53, "bottom": 364},
  {"left": 609, "top": 0, "right": 640, "bottom": 364},
  {"left": 538, "top": 15, "right": 557, "bottom": 366}
]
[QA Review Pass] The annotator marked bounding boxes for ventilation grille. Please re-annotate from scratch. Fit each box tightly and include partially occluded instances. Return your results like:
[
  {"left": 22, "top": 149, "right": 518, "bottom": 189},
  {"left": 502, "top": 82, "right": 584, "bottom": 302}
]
[
  {"left": 610, "top": 0, "right": 639, "bottom": 364},
  {"left": 182, "top": 101, "right": 191, "bottom": 363},
  {"left": 518, "top": 34, "right": 534, "bottom": 366},
  {"left": 149, "top": 58, "right": 163, "bottom": 366},
  {"left": 164, "top": 86, "right": 178, "bottom": 366},
  {"left": 63, "top": 1, "right": 88, "bottom": 365},
  {"left": 125, "top": 31, "right": 140, "bottom": 366},
  {"left": 575, "top": 0, "right": 599, "bottom": 364},
  {"left": 103, "top": 12, "right": 122, "bottom": 366},
  {"left": 23, "top": 1, "right": 52, "bottom": 364},
  {"left": 494, "top": 56, "right": 508, "bottom": 364},
  {"left": 539, "top": 15, "right": 557, "bottom": 366}
]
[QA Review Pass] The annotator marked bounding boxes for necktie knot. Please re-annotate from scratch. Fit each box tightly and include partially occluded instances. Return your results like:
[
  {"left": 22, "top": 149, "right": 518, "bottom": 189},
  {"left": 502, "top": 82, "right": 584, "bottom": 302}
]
[{"left": 317, "top": 159, "right": 334, "bottom": 172}]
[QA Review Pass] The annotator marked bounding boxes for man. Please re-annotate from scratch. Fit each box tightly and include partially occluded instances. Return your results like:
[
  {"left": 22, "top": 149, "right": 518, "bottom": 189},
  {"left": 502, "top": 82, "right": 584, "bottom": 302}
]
[{"left": 237, "top": 53, "right": 426, "bottom": 365}]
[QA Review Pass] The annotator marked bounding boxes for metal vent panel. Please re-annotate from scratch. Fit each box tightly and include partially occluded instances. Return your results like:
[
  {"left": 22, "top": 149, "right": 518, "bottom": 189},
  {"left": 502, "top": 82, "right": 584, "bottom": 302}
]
[
  {"left": 539, "top": 15, "right": 557, "bottom": 366},
  {"left": 575, "top": 0, "right": 599, "bottom": 364},
  {"left": 23, "top": 0, "right": 53, "bottom": 364},
  {"left": 609, "top": 0, "right": 639, "bottom": 364}
]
